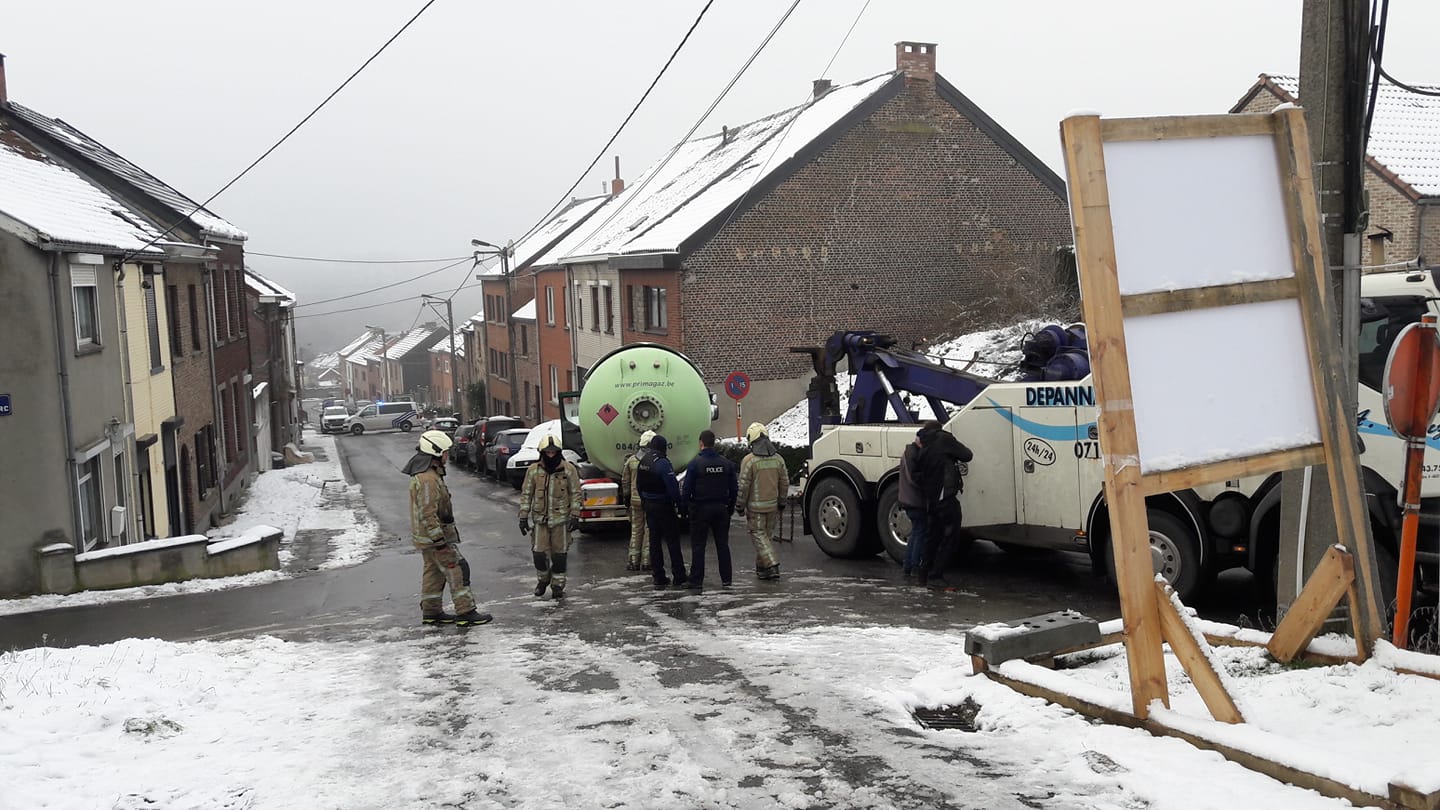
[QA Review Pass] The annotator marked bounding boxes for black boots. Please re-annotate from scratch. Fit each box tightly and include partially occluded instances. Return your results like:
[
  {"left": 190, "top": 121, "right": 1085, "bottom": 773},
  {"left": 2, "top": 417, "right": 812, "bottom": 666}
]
[
  {"left": 454, "top": 610, "right": 493, "bottom": 626},
  {"left": 422, "top": 612, "right": 456, "bottom": 625},
  {"left": 533, "top": 552, "right": 551, "bottom": 597}
]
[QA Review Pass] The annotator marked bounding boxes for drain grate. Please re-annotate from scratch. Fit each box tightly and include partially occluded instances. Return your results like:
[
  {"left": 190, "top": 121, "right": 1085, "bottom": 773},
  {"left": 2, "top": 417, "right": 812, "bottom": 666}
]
[{"left": 912, "top": 697, "right": 982, "bottom": 732}]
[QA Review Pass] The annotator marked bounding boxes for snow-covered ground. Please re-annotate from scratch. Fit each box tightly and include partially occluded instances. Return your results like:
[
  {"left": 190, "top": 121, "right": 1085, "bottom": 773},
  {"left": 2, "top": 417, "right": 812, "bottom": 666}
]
[
  {"left": 764, "top": 320, "right": 1056, "bottom": 446},
  {"left": 4, "top": 600, "right": 1437, "bottom": 809},
  {"left": 0, "top": 433, "right": 378, "bottom": 618}
]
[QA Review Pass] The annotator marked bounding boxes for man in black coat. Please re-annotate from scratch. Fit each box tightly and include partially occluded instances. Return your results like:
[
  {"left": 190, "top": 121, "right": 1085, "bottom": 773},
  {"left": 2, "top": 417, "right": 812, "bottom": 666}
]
[{"left": 916, "top": 420, "right": 973, "bottom": 588}]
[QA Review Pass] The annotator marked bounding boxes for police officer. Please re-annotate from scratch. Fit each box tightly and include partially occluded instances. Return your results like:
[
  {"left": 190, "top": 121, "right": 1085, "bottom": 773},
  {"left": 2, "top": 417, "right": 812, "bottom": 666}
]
[
  {"left": 405, "top": 430, "right": 492, "bottom": 626},
  {"left": 620, "top": 430, "right": 657, "bottom": 571},
  {"left": 519, "top": 434, "right": 582, "bottom": 599},
  {"left": 737, "top": 422, "right": 788, "bottom": 580},
  {"left": 682, "top": 430, "right": 738, "bottom": 590},
  {"left": 636, "top": 433, "right": 687, "bottom": 590}
]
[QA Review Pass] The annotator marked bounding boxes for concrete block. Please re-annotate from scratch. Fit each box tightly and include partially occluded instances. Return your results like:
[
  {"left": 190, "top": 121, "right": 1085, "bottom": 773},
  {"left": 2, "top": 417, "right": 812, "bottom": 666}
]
[
  {"left": 964, "top": 610, "right": 1101, "bottom": 666},
  {"left": 206, "top": 527, "right": 282, "bottom": 578},
  {"left": 74, "top": 535, "right": 211, "bottom": 591},
  {"left": 36, "top": 543, "right": 78, "bottom": 595}
]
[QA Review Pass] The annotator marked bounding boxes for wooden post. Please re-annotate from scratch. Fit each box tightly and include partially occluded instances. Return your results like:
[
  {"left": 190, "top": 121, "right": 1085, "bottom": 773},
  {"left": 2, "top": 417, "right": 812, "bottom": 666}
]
[
  {"left": 1268, "top": 545, "right": 1357, "bottom": 663},
  {"left": 1061, "top": 114, "right": 1169, "bottom": 717},
  {"left": 1272, "top": 108, "right": 1385, "bottom": 651},
  {"left": 1154, "top": 580, "right": 1244, "bottom": 724}
]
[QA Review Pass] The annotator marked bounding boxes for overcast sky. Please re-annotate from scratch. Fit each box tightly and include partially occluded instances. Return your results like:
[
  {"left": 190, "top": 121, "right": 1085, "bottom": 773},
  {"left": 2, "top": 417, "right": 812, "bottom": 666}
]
[{"left": 7, "top": 0, "right": 1438, "bottom": 354}]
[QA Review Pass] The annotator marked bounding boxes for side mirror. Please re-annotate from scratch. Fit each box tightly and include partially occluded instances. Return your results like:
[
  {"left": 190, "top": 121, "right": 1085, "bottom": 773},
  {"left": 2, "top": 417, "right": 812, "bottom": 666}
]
[{"left": 710, "top": 391, "right": 720, "bottom": 422}]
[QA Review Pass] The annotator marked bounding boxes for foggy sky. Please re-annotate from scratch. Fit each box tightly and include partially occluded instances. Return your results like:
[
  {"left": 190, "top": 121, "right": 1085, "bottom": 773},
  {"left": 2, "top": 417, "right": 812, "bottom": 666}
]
[{"left": 7, "top": 0, "right": 1438, "bottom": 355}]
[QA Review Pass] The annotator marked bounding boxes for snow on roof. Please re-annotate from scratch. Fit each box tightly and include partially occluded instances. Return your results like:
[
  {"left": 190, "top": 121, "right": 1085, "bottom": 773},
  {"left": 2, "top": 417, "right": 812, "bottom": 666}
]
[
  {"left": 346, "top": 337, "right": 385, "bottom": 365},
  {"left": 428, "top": 327, "right": 467, "bottom": 357},
  {"left": 245, "top": 268, "right": 296, "bottom": 305},
  {"left": 7, "top": 101, "right": 248, "bottom": 241},
  {"left": 1264, "top": 74, "right": 1440, "bottom": 196},
  {"left": 484, "top": 195, "right": 611, "bottom": 274},
  {"left": 0, "top": 120, "right": 166, "bottom": 254},
  {"left": 382, "top": 325, "right": 441, "bottom": 360},
  {"left": 337, "top": 331, "right": 380, "bottom": 358},
  {"left": 309, "top": 352, "right": 340, "bottom": 370},
  {"left": 512, "top": 300, "right": 537, "bottom": 320},
  {"left": 559, "top": 72, "right": 898, "bottom": 261}
]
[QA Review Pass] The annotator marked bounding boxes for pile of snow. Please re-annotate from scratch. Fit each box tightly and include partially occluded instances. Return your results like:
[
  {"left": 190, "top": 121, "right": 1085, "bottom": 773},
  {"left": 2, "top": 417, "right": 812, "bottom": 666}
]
[{"left": 765, "top": 319, "right": 1057, "bottom": 446}]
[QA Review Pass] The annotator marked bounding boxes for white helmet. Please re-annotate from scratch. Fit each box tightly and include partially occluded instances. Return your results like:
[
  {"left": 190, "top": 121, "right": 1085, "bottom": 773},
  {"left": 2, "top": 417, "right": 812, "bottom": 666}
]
[
  {"left": 418, "top": 430, "right": 454, "bottom": 457},
  {"left": 639, "top": 430, "right": 656, "bottom": 447}
]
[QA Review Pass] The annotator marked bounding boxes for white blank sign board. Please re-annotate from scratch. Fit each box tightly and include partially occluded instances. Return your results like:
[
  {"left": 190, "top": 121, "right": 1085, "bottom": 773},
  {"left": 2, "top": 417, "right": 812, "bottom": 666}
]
[
  {"left": 1105, "top": 135, "right": 1296, "bottom": 295},
  {"left": 1123, "top": 299, "right": 1321, "bottom": 473}
]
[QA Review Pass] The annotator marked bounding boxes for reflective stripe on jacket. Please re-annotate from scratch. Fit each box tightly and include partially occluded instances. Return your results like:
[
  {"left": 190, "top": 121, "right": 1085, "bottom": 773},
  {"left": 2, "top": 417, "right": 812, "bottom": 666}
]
[{"left": 519, "top": 460, "right": 582, "bottom": 527}]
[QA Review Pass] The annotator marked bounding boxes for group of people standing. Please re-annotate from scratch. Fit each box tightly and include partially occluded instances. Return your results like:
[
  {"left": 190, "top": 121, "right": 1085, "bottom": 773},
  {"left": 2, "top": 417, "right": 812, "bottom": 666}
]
[
  {"left": 404, "top": 422, "right": 792, "bottom": 625},
  {"left": 898, "top": 419, "right": 974, "bottom": 589},
  {"left": 622, "top": 422, "right": 789, "bottom": 591}
]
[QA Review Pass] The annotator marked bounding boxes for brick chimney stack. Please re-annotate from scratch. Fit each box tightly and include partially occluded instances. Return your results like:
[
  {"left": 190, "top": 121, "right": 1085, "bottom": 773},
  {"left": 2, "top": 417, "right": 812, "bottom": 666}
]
[
  {"left": 895, "top": 41, "right": 937, "bottom": 82},
  {"left": 611, "top": 156, "right": 625, "bottom": 196},
  {"left": 0, "top": 53, "right": 8, "bottom": 106},
  {"left": 812, "top": 78, "right": 833, "bottom": 100}
]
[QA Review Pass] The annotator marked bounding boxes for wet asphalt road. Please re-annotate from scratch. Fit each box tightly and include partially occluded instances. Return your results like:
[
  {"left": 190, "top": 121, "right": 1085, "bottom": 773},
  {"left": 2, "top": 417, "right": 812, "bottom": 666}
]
[{"left": 0, "top": 430, "right": 1266, "bottom": 651}]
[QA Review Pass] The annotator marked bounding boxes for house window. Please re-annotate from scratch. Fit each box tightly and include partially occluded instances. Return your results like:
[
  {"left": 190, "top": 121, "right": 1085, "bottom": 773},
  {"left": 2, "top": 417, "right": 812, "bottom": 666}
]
[
  {"left": 167, "top": 285, "right": 183, "bottom": 357},
  {"left": 520, "top": 325, "right": 528, "bottom": 357},
  {"left": 144, "top": 274, "right": 163, "bottom": 371},
  {"left": 196, "top": 428, "right": 214, "bottom": 493},
  {"left": 626, "top": 285, "right": 636, "bottom": 330},
  {"left": 602, "top": 285, "right": 614, "bottom": 334},
  {"left": 523, "top": 381, "right": 531, "bottom": 407},
  {"left": 188, "top": 285, "right": 201, "bottom": 350},
  {"left": 567, "top": 369, "right": 575, "bottom": 392},
  {"left": 545, "top": 287, "right": 555, "bottom": 326},
  {"left": 574, "top": 286, "right": 584, "bottom": 331},
  {"left": 549, "top": 365, "right": 559, "bottom": 403},
  {"left": 644, "top": 286, "right": 668, "bottom": 331},
  {"left": 77, "top": 454, "right": 103, "bottom": 551},
  {"left": 72, "top": 266, "right": 100, "bottom": 349},
  {"left": 590, "top": 286, "right": 601, "bottom": 333}
]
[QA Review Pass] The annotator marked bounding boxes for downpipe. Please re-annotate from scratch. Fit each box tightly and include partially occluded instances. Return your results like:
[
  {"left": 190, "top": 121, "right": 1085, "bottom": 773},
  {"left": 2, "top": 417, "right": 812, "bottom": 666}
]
[{"left": 47, "top": 251, "right": 81, "bottom": 547}]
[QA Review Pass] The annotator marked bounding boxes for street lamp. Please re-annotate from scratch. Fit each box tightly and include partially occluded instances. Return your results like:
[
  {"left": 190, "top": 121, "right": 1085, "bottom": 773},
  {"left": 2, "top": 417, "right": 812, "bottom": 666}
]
[
  {"left": 471, "top": 238, "right": 514, "bottom": 417},
  {"left": 364, "top": 324, "right": 390, "bottom": 400}
]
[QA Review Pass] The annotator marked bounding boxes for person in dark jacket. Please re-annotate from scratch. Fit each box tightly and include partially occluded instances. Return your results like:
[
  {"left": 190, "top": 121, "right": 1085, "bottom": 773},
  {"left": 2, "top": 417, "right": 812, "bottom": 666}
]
[
  {"left": 897, "top": 434, "right": 926, "bottom": 579},
  {"left": 636, "top": 433, "right": 687, "bottom": 590},
  {"left": 682, "top": 430, "right": 738, "bottom": 590},
  {"left": 916, "top": 420, "right": 973, "bottom": 588}
]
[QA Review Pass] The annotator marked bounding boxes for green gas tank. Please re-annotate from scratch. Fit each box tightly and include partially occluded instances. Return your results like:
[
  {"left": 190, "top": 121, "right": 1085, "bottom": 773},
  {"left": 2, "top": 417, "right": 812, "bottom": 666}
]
[{"left": 578, "top": 343, "right": 713, "bottom": 476}]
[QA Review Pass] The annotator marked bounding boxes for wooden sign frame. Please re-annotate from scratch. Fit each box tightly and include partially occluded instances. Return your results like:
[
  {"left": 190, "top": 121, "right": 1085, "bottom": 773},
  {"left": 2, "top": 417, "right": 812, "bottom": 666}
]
[{"left": 1060, "top": 109, "right": 1385, "bottom": 717}]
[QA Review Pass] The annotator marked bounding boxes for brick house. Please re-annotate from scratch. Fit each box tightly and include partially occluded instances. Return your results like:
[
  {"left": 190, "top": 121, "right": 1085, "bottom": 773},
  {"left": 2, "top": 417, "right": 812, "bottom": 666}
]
[
  {"left": 550, "top": 41, "right": 1074, "bottom": 428},
  {"left": 512, "top": 300, "right": 541, "bottom": 423},
  {"left": 2, "top": 64, "right": 253, "bottom": 532},
  {"left": 245, "top": 268, "right": 299, "bottom": 469},
  {"left": 428, "top": 325, "right": 467, "bottom": 412},
  {"left": 1232, "top": 74, "right": 1439, "bottom": 269}
]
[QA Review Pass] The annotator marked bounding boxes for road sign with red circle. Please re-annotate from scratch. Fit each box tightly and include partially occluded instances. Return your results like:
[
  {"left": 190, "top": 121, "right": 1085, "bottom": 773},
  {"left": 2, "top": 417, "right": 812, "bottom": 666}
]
[
  {"left": 724, "top": 371, "right": 751, "bottom": 400},
  {"left": 1384, "top": 320, "right": 1440, "bottom": 441}
]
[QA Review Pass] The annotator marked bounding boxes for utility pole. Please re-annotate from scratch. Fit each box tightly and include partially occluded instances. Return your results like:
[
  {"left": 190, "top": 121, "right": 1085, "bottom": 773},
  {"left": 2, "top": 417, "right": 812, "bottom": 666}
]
[
  {"left": 422, "top": 294, "right": 461, "bottom": 415},
  {"left": 1278, "top": 0, "right": 1384, "bottom": 632},
  {"left": 365, "top": 324, "right": 389, "bottom": 401}
]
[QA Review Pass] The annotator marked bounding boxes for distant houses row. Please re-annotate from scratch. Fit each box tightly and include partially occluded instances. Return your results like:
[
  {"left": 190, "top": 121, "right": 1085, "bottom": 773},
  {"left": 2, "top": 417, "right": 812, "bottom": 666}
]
[{"left": 0, "top": 56, "right": 300, "bottom": 597}]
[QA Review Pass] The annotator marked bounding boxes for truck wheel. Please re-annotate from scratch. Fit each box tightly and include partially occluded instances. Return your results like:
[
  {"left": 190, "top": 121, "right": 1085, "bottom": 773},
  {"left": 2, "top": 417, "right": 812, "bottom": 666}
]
[
  {"left": 399, "top": 421, "right": 413, "bottom": 433},
  {"left": 350, "top": 424, "right": 364, "bottom": 436},
  {"left": 810, "top": 477, "right": 866, "bottom": 558},
  {"left": 875, "top": 484, "right": 909, "bottom": 564},
  {"left": 1106, "top": 509, "right": 1202, "bottom": 602}
]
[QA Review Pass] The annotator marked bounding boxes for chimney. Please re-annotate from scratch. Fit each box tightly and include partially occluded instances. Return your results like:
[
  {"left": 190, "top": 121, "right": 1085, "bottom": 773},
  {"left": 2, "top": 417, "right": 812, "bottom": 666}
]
[
  {"left": 812, "top": 78, "right": 833, "bottom": 100},
  {"left": 895, "top": 41, "right": 937, "bottom": 82},
  {"left": 0, "top": 53, "right": 8, "bottom": 106},
  {"left": 611, "top": 155, "right": 625, "bottom": 196}
]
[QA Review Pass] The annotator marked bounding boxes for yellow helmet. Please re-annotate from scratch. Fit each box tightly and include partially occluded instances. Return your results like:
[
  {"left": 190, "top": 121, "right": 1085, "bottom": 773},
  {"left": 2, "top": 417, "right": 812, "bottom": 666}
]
[
  {"left": 639, "top": 430, "right": 656, "bottom": 447},
  {"left": 745, "top": 422, "right": 767, "bottom": 443},
  {"left": 418, "top": 430, "right": 454, "bottom": 457},
  {"left": 538, "top": 434, "right": 563, "bottom": 452}
]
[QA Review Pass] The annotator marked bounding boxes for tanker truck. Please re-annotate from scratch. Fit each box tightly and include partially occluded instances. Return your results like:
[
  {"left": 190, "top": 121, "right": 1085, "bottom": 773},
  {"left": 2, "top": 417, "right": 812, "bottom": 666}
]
[{"left": 558, "top": 343, "right": 719, "bottom": 529}]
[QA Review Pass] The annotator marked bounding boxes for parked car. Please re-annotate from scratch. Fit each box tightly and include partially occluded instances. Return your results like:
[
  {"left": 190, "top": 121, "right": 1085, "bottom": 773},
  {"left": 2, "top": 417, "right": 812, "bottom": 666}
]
[
  {"left": 428, "top": 416, "right": 461, "bottom": 435},
  {"left": 320, "top": 405, "right": 351, "bottom": 434},
  {"left": 342, "top": 401, "right": 419, "bottom": 435},
  {"left": 474, "top": 415, "right": 525, "bottom": 449},
  {"left": 452, "top": 424, "right": 478, "bottom": 468},
  {"left": 482, "top": 428, "right": 529, "bottom": 479},
  {"left": 506, "top": 419, "right": 582, "bottom": 489}
]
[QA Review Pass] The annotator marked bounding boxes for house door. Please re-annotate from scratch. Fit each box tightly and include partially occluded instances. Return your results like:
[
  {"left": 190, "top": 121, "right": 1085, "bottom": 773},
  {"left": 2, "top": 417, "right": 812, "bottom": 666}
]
[
  {"left": 163, "top": 428, "right": 181, "bottom": 536},
  {"left": 180, "top": 446, "right": 194, "bottom": 534}
]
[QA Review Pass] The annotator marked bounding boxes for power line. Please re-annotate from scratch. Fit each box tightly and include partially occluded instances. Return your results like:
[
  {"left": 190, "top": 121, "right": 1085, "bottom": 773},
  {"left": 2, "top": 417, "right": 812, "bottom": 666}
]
[
  {"left": 119, "top": 0, "right": 441, "bottom": 263},
  {"left": 294, "top": 256, "right": 478, "bottom": 309},
  {"left": 249, "top": 251, "right": 472, "bottom": 264},
  {"left": 565, "top": 0, "right": 803, "bottom": 252},
  {"left": 294, "top": 279, "right": 486, "bottom": 320},
  {"left": 513, "top": 0, "right": 718, "bottom": 246}
]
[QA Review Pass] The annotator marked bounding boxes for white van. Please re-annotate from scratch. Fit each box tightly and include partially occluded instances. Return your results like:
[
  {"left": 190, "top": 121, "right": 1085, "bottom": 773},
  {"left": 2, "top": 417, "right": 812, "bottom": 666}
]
[{"left": 343, "top": 401, "right": 419, "bottom": 435}]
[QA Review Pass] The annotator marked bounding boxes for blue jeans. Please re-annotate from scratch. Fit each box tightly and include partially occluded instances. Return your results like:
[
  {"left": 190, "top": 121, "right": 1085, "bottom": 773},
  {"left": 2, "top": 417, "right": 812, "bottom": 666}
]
[{"left": 904, "top": 507, "right": 928, "bottom": 572}]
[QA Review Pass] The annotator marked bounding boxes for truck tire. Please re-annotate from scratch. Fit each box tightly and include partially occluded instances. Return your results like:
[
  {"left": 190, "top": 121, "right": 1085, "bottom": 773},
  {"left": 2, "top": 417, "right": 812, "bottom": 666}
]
[
  {"left": 810, "top": 477, "right": 867, "bottom": 558},
  {"left": 1105, "top": 509, "right": 1203, "bottom": 602},
  {"left": 876, "top": 484, "right": 909, "bottom": 564},
  {"left": 350, "top": 424, "right": 364, "bottom": 436}
]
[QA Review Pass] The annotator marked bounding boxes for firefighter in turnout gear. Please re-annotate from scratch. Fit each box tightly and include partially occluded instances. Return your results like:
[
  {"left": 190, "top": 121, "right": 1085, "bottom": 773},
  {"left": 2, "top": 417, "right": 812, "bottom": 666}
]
[
  {"left": 737, "top": 422, "right": 787, "bottom": 580},
  {"left": 519, "top": 434, "right": 582, "bottom": 599},
  {"left": 406, "top": 430, "right": 492, "bottom": 626},
  {"left": 620, "top": 430, "right": 657, "bottom": 571}
]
